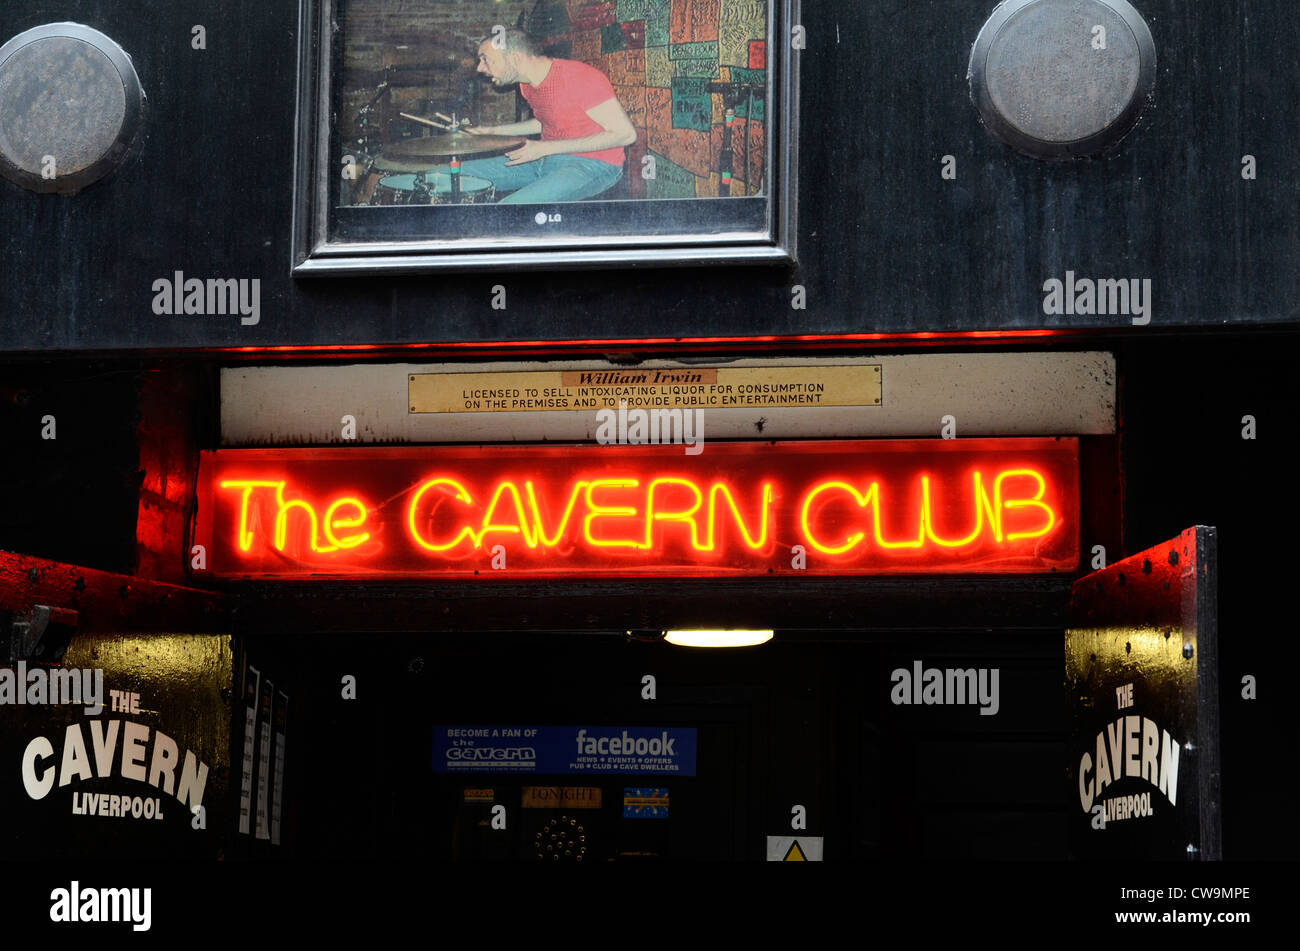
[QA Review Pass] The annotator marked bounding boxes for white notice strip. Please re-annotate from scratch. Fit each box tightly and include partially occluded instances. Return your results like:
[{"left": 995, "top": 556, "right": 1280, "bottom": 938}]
[
  {"left": 255, "top": 679, "right": 273, "bottom": 840},
  {"left": 238, "top": 666, "right": 259, "bottom": 836},
  {"left": 271, "top": 692, "right": 287, "bottom": 846}
]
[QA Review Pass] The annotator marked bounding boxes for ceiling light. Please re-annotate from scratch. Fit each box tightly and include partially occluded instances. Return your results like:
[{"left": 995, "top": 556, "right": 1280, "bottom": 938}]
[{"left": 662, "top": 629, "right": 774, "bottom": 648}]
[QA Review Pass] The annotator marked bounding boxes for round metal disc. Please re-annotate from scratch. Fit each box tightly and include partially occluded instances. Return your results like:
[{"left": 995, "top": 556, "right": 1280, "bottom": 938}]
[
  {"left": 384, "top": 132, "right": 525, "bottom": 159},
  {"left": 969, "top": 0, "right": 1155, "bottom": 159},
  {"left": 0, "top": 23, "right": 144, "bottom": 194}
]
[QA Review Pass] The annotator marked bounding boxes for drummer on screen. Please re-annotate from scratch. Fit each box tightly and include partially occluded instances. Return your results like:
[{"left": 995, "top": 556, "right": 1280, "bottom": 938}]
[{"left": 452, "top": 28, "right": 636, "bottom": 203}]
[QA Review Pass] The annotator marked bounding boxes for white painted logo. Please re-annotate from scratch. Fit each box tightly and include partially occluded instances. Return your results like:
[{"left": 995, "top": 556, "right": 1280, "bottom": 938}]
[
  {"left": 22, "top": 719, "right": 209, "bottom": 816},
  {"left": 1078, "top": 716, "right": 1181, "bottom": 817}
]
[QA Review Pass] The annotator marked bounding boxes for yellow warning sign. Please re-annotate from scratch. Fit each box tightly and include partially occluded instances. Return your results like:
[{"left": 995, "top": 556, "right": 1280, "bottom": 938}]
[{"left": 765, "top": 835, "right": 824, "bottom": 861}]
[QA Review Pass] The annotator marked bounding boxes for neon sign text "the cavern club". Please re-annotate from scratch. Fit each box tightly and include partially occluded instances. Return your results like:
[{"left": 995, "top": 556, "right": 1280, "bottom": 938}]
[{"left": 192, "top": 439, "right": 1079, "bottom": 579}]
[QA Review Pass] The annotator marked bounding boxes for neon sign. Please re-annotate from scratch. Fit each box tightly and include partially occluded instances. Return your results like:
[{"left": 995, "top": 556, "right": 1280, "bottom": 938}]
[{"left": 192, "top": 439, "right": 1079, "bottom": 579}]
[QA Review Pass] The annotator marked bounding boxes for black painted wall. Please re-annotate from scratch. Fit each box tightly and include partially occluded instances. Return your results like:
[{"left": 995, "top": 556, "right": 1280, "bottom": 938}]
[{"left": 1, "top": 0, "right": 1297, "bottom": 352}]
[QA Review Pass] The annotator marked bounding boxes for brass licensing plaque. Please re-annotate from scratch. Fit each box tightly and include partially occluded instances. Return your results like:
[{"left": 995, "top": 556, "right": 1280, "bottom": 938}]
[{"left": 409, "top": 365, "right": 882, "bottom": 414}]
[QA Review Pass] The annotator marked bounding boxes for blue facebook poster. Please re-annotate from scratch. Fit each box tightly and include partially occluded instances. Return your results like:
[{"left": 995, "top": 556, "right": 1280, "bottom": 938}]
[{"left": 434, "top": 726, "right": 697, "bottom": 776}]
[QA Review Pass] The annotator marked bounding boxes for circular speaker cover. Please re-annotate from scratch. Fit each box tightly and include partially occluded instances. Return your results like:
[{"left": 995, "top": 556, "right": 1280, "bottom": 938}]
[
  {"left": 969, "top": 0, "right": 1155, "bottom": 159},
  {"left": 0, "top": 23, "right": 144, "bottom": 193}
]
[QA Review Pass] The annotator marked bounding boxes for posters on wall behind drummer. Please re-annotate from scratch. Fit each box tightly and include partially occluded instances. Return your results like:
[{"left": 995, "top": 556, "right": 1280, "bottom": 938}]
[{"left": 295, "top": 0, "right": 793, "bottom": 271}]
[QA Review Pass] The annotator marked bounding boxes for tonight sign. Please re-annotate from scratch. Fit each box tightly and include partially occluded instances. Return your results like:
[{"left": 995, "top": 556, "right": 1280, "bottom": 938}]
[{"left": 192, "top": 439, "right": 1079, "bottom": 579}]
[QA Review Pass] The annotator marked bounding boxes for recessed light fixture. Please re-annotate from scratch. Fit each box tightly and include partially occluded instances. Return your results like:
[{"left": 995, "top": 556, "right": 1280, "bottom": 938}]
[{"left": 663, "top": 630, "right": 774, "bottom": 648}]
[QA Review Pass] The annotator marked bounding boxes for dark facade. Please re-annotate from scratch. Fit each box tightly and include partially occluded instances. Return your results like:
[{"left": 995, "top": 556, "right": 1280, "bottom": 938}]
[{"left": 1, "top": 0, "right": 1292, "bottom": 935}]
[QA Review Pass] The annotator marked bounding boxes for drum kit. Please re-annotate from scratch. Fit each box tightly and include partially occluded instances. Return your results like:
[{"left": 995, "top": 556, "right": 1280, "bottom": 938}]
[{"left": 347, "top": 108, "right": 524, "bottom": 207}]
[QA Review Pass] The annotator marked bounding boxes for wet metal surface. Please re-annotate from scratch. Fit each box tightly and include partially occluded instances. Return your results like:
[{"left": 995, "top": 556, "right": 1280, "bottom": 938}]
[
  {"left": 1065, "top": 527, "right": 1220, "bottom": 859},
  {"left": 970, "top": 0, "right": 1156, "bottom": 158},
  {"left": 0, "top": 634, "right": 232, "bottom": 859},
  {"left": 0, "top": 23, "right": 143, "bottom": 193},
  {"left": 0, "top": 37, "right": 125, "bottom": 175}
]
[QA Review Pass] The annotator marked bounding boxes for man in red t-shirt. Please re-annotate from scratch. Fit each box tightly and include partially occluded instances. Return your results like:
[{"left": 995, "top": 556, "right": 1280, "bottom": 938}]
[{"left": 452, "top": 29, "right": 636, "bottom": 203}]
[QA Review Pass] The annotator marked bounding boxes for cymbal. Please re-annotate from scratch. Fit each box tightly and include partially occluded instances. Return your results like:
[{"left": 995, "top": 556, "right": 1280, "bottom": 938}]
[
  {"left": 383, "top": 132, "right": 525, "bottom": 158},
  {"left": 370, "top": 154, "right": 442, "bottom": 173}
]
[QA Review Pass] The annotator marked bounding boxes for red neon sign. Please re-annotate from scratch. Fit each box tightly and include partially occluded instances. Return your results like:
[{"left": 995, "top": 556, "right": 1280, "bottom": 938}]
[{"left": 192, "top": 439, "right": 1079, "bottom": 579}]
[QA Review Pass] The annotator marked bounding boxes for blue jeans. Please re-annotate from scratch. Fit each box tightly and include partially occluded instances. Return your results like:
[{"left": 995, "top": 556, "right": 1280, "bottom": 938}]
[{"left": 448, "top": 154, "right": 623, "bottom": 203}]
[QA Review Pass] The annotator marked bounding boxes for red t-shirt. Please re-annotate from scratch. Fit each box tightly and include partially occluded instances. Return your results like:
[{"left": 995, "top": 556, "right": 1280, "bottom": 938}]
[{"left": 520, "top": 59, "right": 625, "bottom": 166}]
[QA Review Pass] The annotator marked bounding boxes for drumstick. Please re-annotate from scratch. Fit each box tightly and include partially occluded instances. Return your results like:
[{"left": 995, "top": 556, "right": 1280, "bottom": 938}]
[
  {"left": 400, "top": 112, "right": 453, "bottom": 130},
  {"left": 400, "top": 112, "right": 454, "bottom": 131},
  {"left": 434, "top": 111, "right": 453, "bottom": 122}
]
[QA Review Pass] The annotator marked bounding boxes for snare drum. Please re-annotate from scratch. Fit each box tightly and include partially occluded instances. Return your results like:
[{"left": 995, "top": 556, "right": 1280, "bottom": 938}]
[
  {"left": 371, "top": 173, "right": 427, "bottom": 206},
  {"left": 426, "top": 172, "right": 495, "bottom": 205}
]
